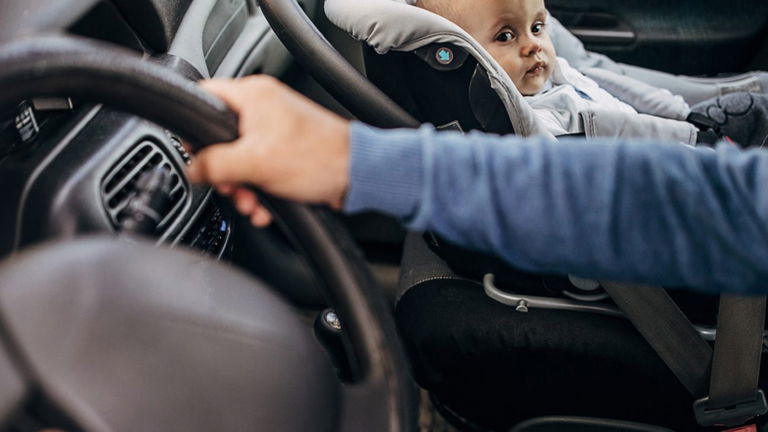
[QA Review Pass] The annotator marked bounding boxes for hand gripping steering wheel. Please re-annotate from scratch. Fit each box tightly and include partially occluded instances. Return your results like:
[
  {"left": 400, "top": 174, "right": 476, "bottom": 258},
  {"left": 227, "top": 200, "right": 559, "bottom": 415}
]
[{"left": 0, "top": 35, "right": 416, "bottom": 432}]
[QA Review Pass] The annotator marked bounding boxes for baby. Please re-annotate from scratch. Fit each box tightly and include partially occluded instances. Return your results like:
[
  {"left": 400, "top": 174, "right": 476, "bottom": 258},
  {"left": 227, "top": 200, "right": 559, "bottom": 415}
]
[
  {"left": 414, "top": 0, "right": 768, "bottom": 147},
  {"left": 417, "top": 0, "right": 561, "bottom": 96}
]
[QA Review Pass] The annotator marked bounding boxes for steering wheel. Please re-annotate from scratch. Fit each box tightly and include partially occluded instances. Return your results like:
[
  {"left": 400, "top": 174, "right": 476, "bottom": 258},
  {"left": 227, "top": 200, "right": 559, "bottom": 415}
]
[
  {"left": 259, "top": 0, "right": 418, "bottom": 129},
  {"left": 0, "top": 35, "right": 416, "bottom": 431}
]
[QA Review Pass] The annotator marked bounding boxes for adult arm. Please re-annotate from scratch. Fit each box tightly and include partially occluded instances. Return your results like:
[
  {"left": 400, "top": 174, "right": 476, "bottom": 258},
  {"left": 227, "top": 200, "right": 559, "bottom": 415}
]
[
  {"left": 188, "top": 77, "right": 768, "bottom": 295},
  {"left": 345, "top": 123, "right": 768, "bottom": 294}
]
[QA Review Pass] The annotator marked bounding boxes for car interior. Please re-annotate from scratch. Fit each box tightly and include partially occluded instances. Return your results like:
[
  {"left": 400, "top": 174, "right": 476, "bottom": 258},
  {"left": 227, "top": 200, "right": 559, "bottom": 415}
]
[{"left": 0, "top": 0, "right": 767, "bottom": 431}]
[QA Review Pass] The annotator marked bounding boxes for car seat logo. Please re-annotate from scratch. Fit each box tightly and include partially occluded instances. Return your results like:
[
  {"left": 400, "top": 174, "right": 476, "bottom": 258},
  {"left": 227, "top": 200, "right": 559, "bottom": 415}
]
[{"left": 435, "top": 47, "right": 454, "bottom": 65}]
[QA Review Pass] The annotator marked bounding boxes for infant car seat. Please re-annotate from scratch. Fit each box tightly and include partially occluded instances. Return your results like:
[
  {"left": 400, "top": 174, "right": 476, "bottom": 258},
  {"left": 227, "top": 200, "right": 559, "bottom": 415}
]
[
  {"left": 324, "top": 0, "right": 552, "bottom": 138},
  {"left": 263, "top": 0, "right": 768, "bottom": 430}
]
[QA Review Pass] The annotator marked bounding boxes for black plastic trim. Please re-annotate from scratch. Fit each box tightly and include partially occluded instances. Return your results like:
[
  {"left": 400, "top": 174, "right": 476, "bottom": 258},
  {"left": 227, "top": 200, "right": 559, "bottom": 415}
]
[{"left": 204, "top": 0, "right": 249, "bottom": 73}]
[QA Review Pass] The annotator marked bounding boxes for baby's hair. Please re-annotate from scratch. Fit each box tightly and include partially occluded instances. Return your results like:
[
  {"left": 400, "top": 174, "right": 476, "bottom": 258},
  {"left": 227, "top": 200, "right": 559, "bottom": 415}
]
[{"left": 414, "top": 0, "right": 462, "bottom": 23}]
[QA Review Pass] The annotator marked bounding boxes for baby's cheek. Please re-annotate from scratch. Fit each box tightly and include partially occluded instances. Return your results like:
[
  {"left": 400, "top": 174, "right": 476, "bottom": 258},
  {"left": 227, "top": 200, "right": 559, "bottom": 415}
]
[
  {"left": 543, "top": 67, "right": 555, "bottom": 83},
  {"left": 501, "top": 62, "right": 525, "bottom": 83},
  {"left": 508, "top": 75, "right": 527, "bottom": 92}
]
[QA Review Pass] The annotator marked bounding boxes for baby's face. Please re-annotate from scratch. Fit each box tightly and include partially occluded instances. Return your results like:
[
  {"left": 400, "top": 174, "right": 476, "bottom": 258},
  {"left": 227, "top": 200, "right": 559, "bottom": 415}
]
[{"left": 434, "top": 0, "right": 556, "bottom": 95}]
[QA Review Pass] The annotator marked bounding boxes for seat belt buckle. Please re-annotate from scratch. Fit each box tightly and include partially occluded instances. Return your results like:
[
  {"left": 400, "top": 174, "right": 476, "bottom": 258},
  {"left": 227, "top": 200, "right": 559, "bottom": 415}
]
[{"left": 693, "top": 390, "right": 768, "bottom": 428}]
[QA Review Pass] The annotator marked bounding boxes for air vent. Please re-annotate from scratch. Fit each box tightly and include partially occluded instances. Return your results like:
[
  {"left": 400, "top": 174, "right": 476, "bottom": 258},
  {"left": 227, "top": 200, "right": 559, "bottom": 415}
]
[{"left": 101, "top": 141, "right": 188, "bottom": 233}]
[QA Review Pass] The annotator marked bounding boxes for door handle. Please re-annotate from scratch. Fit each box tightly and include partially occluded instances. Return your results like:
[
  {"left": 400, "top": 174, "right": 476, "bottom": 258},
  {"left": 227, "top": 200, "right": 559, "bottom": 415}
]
[
  {"left": 551, "top": 10, "right": 636, "bottom": 45},
  {"left": 569, "top": 28, "right": 635, "bottom": 44}
]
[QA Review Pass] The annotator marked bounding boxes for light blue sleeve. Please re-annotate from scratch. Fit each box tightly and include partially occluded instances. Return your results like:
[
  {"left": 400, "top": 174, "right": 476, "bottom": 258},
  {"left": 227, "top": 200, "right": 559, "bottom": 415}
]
[{"left": 344, "top": 122, "right": 768, "bottom": 294}]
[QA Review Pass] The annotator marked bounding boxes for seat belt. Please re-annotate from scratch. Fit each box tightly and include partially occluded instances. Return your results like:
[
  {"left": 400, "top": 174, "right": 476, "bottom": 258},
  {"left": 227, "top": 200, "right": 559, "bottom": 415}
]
[
  {"left": 603, "top": 282, "right": 767, "bottom": 428},
  {"left": 693, "top": 295, "right": 768, "bottom": 428},
  {"left": 601, "top": 282, "right": 712, "bottom": 398}
]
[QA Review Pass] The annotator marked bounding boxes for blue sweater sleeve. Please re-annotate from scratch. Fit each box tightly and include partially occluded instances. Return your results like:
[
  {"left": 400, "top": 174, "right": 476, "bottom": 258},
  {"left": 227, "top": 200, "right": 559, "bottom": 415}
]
[{"left": 344, "top": 122, "right": 768, "bottom": 294}]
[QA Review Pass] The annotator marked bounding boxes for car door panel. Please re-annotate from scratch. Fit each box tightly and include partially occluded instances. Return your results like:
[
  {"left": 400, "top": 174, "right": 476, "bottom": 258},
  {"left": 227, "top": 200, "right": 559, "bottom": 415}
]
[{"left": 547, "top": 0, "right": 768, "bottom": 75}]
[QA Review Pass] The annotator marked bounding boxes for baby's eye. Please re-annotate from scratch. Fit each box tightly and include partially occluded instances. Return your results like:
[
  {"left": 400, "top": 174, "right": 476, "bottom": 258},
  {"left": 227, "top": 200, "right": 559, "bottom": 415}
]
[
  {"left": 531, "top": 22, "right": 545, "bottom": 34},
  {"left": 495, "top": 31, "right": 514, "bottom": 42}
]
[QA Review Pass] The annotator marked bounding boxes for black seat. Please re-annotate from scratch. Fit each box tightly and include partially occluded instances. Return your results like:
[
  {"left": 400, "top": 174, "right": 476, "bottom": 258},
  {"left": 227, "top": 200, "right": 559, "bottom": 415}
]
[{"left": 393, "top": 231, "right": 735, "bottom": 431}]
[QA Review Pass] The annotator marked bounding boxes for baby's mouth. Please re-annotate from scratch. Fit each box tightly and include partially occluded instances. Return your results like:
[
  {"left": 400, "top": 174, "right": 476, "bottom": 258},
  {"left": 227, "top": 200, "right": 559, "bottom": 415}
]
[{"left": 526, "top": 61, "right": 546, "bottom": 75}]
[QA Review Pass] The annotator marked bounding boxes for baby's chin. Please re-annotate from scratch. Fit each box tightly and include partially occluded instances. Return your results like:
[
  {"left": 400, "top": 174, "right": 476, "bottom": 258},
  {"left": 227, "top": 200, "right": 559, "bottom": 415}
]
[
  {"left": 517, "top": 74, "right": 551, "bottom": 96},
  {"left": 518, "top": 82, "right": 547, "bottom": 96}
]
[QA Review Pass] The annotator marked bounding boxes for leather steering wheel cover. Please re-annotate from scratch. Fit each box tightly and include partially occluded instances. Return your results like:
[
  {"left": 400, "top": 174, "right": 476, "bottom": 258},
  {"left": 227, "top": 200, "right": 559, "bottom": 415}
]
[
  {"left": 0, "top": 34, "right": 415, "bottom": 432},
  {"left": 258, "top": 0, "right": 419, "bottom": 129},
  {"left": 267, "top": 203, "right": 417, "bottom": 431},
  {"left": 0, "top": 35, "right": 239, "bottom": 147}
]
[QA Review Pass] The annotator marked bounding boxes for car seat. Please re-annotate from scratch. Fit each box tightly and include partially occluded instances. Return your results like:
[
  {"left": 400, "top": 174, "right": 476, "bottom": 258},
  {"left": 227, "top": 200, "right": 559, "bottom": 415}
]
[
  {"left": 324, "top": 0, "right": 551, "bottom": 138},
  {"left": 320, "top": 0, "right": 768, "bottom": 430}
]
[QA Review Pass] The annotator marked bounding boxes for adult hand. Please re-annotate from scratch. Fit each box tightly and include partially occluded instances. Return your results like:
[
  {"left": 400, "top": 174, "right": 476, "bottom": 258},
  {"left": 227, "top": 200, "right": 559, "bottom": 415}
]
[{"left": 186, "top": 75, "right": 351, "bottom": 226}]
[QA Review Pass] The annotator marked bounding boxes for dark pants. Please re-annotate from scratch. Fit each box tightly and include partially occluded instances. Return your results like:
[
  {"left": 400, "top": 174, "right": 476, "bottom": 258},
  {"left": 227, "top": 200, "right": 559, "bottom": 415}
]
[{"left": 691, "top": 92, "right": 768, "bottom": 148}]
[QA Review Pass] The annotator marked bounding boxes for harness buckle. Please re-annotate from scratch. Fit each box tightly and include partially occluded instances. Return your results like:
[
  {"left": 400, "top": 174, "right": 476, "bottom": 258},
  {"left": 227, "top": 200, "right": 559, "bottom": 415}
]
[{"left": 693, "top": 390, "right": 768, "bottom": 428}]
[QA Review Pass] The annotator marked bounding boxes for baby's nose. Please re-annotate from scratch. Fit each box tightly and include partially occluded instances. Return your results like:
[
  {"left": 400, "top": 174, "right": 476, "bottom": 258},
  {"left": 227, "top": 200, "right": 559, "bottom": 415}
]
[{"left": 520, "top": 37, "right": 543, "bottom": 56}]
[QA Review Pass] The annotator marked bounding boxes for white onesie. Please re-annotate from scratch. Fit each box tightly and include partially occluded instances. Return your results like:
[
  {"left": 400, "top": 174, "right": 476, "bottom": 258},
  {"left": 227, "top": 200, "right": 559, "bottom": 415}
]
[{"left": 525, "top": 57, "right": 695, "bottom": 143}]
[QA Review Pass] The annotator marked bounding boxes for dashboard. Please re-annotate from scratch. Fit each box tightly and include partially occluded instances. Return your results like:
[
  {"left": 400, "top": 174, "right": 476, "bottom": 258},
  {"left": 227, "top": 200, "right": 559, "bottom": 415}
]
[{"left": 0, "top": 0, "right": 310, "bottom": 259}]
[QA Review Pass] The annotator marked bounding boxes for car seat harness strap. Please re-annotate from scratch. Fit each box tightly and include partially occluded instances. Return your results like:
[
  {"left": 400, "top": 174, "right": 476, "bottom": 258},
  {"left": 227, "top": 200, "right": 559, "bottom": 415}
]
[
  {"left": 602, "top": 282, "right": 767, "bottom": 427},
  {"left": 694, "top": 295, "right": 768, "bottom": 428},
  {"left": 600, "top": 282, "right": 713, "bottom": 397}
]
